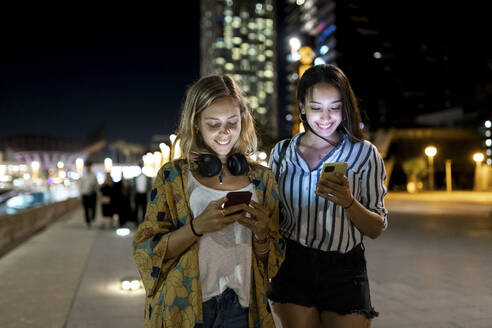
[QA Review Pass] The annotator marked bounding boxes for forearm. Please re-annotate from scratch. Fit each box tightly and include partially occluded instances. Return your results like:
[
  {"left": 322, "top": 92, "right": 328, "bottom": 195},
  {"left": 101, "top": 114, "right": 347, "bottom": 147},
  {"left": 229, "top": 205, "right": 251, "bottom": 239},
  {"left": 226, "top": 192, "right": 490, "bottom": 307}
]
[
  {"left": 345, "top": 199, "right": 385, "bottom": 239},
  {"left": 164, "top": 223, "right": 200, "bottom": 260}
]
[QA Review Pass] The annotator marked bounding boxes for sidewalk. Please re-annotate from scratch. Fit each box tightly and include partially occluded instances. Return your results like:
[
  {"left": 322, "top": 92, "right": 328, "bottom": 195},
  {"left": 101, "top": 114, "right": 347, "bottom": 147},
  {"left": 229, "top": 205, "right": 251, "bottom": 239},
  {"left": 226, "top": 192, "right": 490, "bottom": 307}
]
[
  {"left": 0, "top": 191, "right": 491, "bottom": 327},
  {"left": 0, "top": 207, "right": 143, "bottom": 328},
  {"left": 386, "top": 191, "right": 492, "bottom": 217}
]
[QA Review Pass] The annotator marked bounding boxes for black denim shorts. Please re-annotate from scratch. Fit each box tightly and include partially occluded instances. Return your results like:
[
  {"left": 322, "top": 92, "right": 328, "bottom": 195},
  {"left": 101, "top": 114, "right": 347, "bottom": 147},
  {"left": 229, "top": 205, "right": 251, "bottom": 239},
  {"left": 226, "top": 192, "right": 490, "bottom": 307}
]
[{"left": 268, "top": 239, "right": 378, "bottom": 319}]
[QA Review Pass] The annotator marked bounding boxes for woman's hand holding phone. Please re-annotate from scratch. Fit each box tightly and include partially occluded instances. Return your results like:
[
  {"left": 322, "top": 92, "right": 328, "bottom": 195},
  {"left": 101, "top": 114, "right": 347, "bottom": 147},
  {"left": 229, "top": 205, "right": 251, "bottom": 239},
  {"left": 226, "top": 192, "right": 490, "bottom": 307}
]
[
  {"left": 236, "top": 200, "right": 270, "bottom": 241},
  {"left": 193, "top": 196, "right": 248, "bottom": 234},
  {"left": 316, "top": 162, "right": 354, "bottom": 209}
]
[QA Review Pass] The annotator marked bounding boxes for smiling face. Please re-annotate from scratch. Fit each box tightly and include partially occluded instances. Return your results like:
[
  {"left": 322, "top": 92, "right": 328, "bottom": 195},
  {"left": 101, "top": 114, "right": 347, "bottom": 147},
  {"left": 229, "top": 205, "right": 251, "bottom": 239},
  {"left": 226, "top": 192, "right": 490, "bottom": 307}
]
[
  {"left": 301, "top": 82, "right": 343, "bottom": 142},
  {"left": 197, "top": 96, "right": 242, "bottom": 160}
]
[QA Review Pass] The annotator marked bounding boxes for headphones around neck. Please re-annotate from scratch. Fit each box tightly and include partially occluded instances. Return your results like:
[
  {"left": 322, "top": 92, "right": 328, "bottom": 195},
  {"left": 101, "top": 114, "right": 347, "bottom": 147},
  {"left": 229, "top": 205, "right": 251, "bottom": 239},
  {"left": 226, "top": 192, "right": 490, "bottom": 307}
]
[{"left": 196, "top": 153, "right": 249, "bottom": 183}]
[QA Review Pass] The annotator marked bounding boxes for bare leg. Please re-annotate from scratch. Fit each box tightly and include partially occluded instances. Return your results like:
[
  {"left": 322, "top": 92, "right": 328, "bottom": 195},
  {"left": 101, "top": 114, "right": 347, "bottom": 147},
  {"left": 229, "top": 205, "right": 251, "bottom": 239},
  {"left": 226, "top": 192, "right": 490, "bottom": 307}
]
[
  {"left": 320, "top": 311, "right": 371, "bottom": 328},
  {"left": 271, "top": 302, "right": 320, "bottom": 328}
]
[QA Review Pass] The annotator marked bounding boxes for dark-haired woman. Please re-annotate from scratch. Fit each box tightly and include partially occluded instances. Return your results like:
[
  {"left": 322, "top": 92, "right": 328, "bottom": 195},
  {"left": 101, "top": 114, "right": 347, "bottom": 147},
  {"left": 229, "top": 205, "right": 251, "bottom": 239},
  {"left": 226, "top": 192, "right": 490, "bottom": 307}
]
[{"left": 268, "top": 64, "right": 388, "bottom": 328}]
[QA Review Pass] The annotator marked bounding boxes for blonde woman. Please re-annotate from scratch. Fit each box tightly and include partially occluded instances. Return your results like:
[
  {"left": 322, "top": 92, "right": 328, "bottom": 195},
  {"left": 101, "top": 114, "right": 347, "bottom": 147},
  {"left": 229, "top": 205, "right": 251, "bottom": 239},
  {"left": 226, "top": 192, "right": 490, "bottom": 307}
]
[{"left": 133, "top": 75, "right": 285, "bottom": 328}]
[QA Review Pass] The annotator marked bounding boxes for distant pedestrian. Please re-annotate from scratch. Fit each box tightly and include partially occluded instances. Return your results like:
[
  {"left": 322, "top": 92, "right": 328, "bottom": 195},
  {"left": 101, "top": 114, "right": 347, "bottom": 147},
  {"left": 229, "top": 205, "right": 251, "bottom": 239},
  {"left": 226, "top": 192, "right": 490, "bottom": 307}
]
[
  {"left": 268, "top": 64, "right": 388, "bottom": 327},
  {"left": 134, "top": 170, "right": 150, "bottom": 224},
  {"left": 79, "top": 161, "right": 98, "bottom": 228},
  {"left": 114, "top": 178, "right": 133, "bottom": 227},
  {"left": 100, "top": 172, "right": 115, "bottom": 229}
]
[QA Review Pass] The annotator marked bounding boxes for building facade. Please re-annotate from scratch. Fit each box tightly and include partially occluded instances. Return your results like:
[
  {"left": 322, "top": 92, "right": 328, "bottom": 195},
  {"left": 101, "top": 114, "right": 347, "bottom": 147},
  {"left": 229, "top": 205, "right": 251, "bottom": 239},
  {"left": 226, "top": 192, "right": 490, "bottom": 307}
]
[{"left": 200, "top": 0, "right": 279, "bottom": 138}]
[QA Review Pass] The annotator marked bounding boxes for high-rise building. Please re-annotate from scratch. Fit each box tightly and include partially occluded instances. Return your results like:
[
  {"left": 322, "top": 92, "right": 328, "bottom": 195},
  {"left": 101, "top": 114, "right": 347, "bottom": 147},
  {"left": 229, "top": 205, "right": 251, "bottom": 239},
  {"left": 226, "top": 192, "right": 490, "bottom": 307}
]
[
  {"left": 280, "top": 0, "right": 489, "bottom": 135},
  {"left": 200, "top": 0, "right": 279, "bottom": 138}
]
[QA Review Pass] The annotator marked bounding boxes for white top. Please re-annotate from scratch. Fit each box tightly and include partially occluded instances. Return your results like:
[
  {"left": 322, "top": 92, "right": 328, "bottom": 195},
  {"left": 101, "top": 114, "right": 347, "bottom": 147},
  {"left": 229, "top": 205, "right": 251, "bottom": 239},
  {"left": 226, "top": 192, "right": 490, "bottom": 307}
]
[
  {"left": 188, "top": 171, "right": 257, "bottom": 307},
  {"left": 269, "top": 133, "right": 388, "bottom": 253},
  {"left": 79, "top": 171, "right": 97, "bottom": 196},
  {"left": 135, "top": 173, "right": 148, "bottom": 193}
]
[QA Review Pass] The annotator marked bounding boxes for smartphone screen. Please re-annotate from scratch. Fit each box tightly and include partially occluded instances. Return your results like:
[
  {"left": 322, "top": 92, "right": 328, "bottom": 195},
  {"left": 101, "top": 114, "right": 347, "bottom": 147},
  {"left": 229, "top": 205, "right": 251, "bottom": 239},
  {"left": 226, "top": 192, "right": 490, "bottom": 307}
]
[{"left": 224, "top": 191, "right": 253, "bottom": 208}]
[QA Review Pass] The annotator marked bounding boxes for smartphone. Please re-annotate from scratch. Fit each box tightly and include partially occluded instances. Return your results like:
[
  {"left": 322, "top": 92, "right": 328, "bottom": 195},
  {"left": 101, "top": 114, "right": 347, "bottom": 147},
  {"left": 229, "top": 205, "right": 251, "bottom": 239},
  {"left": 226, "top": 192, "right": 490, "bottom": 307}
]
[
  {"left": 320, "top": 162, "right": 348, "bottom": 184},
  {"left": 224, "top": 191, "right": 253, "bottom": 208}
]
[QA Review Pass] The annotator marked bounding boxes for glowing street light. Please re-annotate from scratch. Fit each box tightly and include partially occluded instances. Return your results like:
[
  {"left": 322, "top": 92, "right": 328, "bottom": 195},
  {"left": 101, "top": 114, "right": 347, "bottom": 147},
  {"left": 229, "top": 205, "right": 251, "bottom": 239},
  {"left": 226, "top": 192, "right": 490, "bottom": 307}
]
[
  {"left": 75, "top": 158, "right": 84, "bottom": 176},
  {"left": 473, "top": 152, "right": 484, "bottom": 191},
  {"left": 104, "top": 158, "right": 113, "bottom": 173},
  {"left": 31, "top": 161, "right": 40, "bottom": 180},
  {"left": 424, "top": 145, "right": 437, "bottom": 190}
]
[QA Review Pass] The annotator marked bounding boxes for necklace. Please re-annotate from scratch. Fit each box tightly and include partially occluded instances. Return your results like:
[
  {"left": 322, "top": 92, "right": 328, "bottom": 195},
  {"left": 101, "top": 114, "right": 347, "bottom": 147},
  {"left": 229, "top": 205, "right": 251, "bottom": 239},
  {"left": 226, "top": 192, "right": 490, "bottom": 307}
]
[{"left": 317, "top": 137, "right": 342, "bottom": 160}]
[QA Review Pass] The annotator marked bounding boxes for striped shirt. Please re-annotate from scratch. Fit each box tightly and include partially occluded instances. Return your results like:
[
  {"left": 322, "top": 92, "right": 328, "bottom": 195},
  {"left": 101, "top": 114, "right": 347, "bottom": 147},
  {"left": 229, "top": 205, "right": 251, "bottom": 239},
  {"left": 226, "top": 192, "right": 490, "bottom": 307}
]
[{"left": 269, "top": 133, "right": 388, "bottom": 253}]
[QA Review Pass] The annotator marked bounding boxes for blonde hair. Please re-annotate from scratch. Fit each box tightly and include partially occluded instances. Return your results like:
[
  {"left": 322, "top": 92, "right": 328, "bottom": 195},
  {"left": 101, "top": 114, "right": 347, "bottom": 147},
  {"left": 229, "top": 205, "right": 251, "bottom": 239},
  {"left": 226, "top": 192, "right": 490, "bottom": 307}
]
[{"left": 175, "top": 75, "right": 257, "bottom": 163}]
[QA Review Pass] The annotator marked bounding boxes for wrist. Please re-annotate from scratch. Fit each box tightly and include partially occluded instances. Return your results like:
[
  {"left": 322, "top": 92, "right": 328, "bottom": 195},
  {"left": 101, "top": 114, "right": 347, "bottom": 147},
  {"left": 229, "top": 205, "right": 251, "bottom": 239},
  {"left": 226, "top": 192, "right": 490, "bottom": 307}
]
[
  {"left": 343, "top": 196, "right": 355, "bottom": 210},
  {"left": 190, "top": 218, "right": 203, "bottom": 237}
]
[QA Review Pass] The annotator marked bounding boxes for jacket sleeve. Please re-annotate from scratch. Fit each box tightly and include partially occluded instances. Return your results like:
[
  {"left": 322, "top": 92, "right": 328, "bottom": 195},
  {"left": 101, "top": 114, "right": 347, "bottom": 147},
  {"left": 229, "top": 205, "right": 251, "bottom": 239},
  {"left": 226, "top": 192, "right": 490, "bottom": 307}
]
[
  {"left": 254, "top": 168, "right": 286, "bottom": 283},
  {"left": 133, "top": 166, "right": 178, "bottom": 297}
]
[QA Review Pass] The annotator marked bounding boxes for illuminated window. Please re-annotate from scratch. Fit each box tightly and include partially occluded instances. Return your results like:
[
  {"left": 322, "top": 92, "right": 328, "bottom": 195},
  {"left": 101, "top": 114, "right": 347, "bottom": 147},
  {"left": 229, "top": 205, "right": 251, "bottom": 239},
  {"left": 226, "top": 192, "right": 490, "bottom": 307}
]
[
  {"left": 232, "top": 48, "right": 241, "bottom": 60},
  {"left": 248, "top": 47, "right": 257, "bottom": 56},
  {"left": 258, "top": 54, "right": 266, "bottom": 62},
  {"left": 265, "top": 50, "right": 274, "bottom": 57},
  {"left": 232, "top": 17, "right": 241, "bottom": 28},
  {"left": 225, "top": 63, "right": 234, "bottom": 71},
  {"left": 257, "top": 107, "right": 267, "bottom": 114},
  {"left": 233, "top": 37, "right": 242, "bottom": 44},
  {"left": 248, "top": 22, "right": 256, "bottom": 30}
]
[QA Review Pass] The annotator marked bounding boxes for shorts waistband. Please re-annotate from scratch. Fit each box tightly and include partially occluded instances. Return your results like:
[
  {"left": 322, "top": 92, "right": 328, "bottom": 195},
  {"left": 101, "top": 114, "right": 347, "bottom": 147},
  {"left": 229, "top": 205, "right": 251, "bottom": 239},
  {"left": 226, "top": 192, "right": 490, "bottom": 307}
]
[{"left": 286, "top": 239, "right": 365, "bottom": 266}]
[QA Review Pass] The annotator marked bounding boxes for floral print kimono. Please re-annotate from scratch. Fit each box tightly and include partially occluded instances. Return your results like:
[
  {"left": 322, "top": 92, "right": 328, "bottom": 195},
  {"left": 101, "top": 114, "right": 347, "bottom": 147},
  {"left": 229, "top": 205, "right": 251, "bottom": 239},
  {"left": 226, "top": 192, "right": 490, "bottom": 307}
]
[{"left": 133, "top": 159, "right": 286, "bottom": 328}]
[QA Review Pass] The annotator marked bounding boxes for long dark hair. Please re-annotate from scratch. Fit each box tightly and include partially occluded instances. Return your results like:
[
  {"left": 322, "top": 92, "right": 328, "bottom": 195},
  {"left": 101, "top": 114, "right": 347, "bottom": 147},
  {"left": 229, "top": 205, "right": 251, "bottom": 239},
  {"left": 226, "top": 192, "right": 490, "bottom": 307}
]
[{"left": 297, "top": 64, "right": 365, "bottom": 143}]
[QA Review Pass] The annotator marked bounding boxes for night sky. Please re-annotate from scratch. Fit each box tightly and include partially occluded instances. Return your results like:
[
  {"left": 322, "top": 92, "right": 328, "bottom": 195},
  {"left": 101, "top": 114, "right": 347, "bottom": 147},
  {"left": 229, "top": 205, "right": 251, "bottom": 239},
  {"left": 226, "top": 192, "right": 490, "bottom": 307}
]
[
  {"left": 1, "top": 3, "right": 490, "bottom": 149},
  {"left": 1, "top": 5, "right": 201, "bottom": 147}
]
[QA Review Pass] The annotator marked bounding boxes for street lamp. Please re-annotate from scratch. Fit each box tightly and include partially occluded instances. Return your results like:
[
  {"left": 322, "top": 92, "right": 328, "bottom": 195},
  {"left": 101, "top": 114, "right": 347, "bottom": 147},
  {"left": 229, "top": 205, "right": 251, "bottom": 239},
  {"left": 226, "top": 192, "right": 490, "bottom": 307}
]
[
  {"left": 104, "top": 158, "right": 113, "bottom": 173},
  {"left": 31, "top": 161, "right": 40, "bottom": 181},
  {"left": 424, "top": 145, "right": 437, "bottom": 190},
  {"left": 473, "top": 152, "right": 484, "bottom": 191}
]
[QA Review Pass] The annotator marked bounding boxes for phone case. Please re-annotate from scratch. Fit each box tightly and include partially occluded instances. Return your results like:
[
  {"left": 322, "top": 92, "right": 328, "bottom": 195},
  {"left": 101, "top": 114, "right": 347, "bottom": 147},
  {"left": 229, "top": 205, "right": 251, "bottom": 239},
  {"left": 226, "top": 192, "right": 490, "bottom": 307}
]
[
  {"left": 321, "top": 162, "right": 348, "bottom": 184},
  {"left": 224, "top": 191, "right": 252, "bottom": 208}
]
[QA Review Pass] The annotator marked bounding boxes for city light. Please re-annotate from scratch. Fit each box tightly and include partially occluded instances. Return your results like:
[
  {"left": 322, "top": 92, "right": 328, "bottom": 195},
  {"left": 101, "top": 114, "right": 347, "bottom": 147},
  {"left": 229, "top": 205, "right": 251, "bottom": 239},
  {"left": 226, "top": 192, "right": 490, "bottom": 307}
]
[
  {"left": 31, "top": 161, "right": 40, "bottom": 180},
  {"left": 120, "top": 278, "right": 142, "bottom": 291},
  {"left": 473, "top": 153, "right": 484, "bottom": 163},
  {"left": 116, "top": 228, "right": 130, "bottom": 237},
  {"left": 424, "top": 146, "right": 437, "bottom": 190},
  {"left": 485, "top": 120, "right": 491, "bottom": 128},
  {"left": 424, "top": 146, "right": 437, "bottom": 158},
  {"left": 373, "top": 52, "right": 382, "bottom": 59},
  {"left": 57, "top": 161, "right": 64, "bottom": 169},
  {"left": 314, "top": 57, "right": 326, "bottom": 65},
  {"left": 320, "top": 45, "right": 329, "bottom": 55},
  {"left": 289, "top": 37, "right": 301, "bottom": 51},
  {"left": 104, "top": 158, "right": 113, "bottom": 173},
  {"left": 75, "top": 158, "right": 84, "bottom": 176}
]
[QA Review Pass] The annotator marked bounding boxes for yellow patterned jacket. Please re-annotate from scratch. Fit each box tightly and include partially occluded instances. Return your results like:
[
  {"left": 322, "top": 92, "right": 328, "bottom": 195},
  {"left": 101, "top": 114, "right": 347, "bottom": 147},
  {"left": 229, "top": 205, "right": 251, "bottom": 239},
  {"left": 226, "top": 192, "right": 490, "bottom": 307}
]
[{"left": 133, "top": 159, "right": 286, "bottom": 328}]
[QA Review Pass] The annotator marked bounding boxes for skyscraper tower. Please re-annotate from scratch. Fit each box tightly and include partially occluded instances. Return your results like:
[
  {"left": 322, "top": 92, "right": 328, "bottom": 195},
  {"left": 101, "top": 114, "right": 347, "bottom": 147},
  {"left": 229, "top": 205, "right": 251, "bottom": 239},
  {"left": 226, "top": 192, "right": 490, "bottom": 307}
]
[{"left": 200, "top": 0, "right": 278, "bottom": 138}]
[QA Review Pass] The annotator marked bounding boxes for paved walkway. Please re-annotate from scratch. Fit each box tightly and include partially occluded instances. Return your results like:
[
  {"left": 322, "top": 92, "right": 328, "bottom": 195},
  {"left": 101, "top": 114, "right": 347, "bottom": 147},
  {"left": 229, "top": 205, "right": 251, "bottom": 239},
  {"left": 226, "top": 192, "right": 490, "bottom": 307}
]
[
  {"left": 0, "top": 207, "right": 143, "bottom": 328},
  {"left": 0, "top": 191, "right": 491, "bottom": 327}
]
